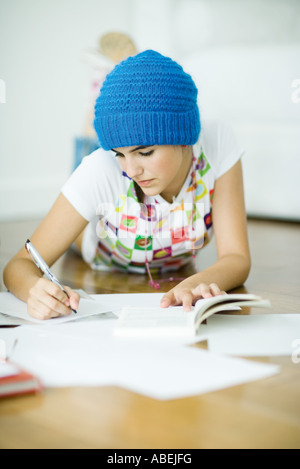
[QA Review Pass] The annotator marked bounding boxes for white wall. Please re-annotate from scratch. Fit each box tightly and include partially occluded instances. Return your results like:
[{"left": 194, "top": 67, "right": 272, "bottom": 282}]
[
  {"left": 173, "top": 0, "right": 300, "bottom": 221},
  {"left": 0, "top": 0, "right": 136, "bottom": 220},
  {"left": 1, "top": 0, "right": 300, "bottom": 221}
]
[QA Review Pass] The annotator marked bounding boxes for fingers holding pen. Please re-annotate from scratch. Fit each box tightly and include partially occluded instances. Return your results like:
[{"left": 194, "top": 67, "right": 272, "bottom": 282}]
[
  {"left": 63, "top": 285, "right": 80, "bottom": 312},
  {"left": 27, "top": 278, "right": 79, "bottom": 320}
]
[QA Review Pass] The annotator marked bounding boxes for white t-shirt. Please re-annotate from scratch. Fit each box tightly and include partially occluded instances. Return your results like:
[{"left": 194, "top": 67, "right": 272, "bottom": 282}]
[{"left": 62, "top": 119, "right": 243, "bottom": 273}]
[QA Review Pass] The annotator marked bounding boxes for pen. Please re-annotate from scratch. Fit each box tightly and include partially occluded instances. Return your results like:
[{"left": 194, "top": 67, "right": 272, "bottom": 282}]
[{"left": 25, "top": 239, "right": 77, "bottom": 314}]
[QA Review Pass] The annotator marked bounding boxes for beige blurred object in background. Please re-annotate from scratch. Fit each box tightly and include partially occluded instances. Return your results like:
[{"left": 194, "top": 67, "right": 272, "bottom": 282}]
[
  {"left": 99, "top": 32, "right": 137, "bottom": 63},
  {"left": 83, "top": 32, "right": 137, "bottom": 137}
]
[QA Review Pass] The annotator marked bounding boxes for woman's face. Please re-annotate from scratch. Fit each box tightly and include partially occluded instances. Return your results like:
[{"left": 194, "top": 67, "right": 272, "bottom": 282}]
[{"left": 112, "top": 145, "right": 193, "bottom": 203}]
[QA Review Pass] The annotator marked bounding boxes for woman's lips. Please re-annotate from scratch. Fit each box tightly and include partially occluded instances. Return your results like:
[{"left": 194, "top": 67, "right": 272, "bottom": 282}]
[{"left": 136, "top": 179, "right": 155, "bottom": 187}]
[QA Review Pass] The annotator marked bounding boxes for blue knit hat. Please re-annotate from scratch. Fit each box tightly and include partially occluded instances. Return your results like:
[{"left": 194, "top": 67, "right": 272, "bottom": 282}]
[{"left": 94, "top": 50, "right": 200, "bottom": 150}]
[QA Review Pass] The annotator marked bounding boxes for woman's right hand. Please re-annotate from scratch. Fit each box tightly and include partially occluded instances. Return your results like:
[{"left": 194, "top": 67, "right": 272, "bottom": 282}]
[{"left": 27, "top": 278, "right": 80, "bottom": 320}]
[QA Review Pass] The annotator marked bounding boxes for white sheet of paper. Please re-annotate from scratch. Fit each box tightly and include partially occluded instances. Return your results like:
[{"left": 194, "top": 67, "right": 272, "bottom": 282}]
[
  {"left": 206, "top": 313, "right": 300, "bottom": 356},
  {"left": 0, "top": 321, "right": 279, "bottom": 400},
  {"left": 0, "top": 362, "right": 19, "bottom": 378},
  {"left": 0, "top": 292, "right": 112, "bottom": 325},
  {"left": 0, "top": 292, "right": 167, "bottom": 325},
  {"left": 0, "top": 293, "right": 290, "bottom": 399},
  {"left": 90, "top": 293, "right": 166, "bottom": 315},
  {"left": 111, "top": 342, "right": 279, "bottom": 400}
]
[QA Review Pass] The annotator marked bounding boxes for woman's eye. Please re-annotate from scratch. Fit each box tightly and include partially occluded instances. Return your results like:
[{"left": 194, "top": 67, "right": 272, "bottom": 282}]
[{"left": 113, "top": 149, "right": 154, "bottom": 158}]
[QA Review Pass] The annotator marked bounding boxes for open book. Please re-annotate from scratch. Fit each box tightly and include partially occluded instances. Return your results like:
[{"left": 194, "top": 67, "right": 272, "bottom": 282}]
[{"left": 114, "top": 293, "right": 271, "bottom": 338}]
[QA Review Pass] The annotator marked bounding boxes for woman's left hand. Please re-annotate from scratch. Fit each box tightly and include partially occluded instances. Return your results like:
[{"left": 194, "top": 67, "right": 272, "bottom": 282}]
[{"left": 160, "top": 279, "right": 226, "bottom": 311}]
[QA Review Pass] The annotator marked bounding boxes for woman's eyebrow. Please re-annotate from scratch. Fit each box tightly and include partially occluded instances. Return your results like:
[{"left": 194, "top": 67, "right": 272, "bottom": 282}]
[
  {"left": 130, "top": 146, "right": 150, "bottom": 153},
  {"left": 111, "top": 146, "right": 150, "bottom": 154}
]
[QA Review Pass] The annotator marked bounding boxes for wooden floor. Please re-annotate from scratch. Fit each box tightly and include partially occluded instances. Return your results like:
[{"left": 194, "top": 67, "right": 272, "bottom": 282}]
[{"left": 0, "top": 217, "right": 300, "bottom": 448}]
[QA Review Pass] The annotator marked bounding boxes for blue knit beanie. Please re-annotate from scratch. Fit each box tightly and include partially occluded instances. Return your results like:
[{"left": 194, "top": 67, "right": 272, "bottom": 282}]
[{"left": 94, "top": 50, "right": 200, "bottom": 150}]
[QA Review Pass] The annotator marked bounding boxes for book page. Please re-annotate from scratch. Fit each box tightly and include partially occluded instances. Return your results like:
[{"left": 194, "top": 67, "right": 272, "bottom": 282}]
[
  {"left": 115, "top": 306, "right": 196, "bottom": 337},
  {"left": 194, "top": 294, "right": 270, "bottom": 329}
]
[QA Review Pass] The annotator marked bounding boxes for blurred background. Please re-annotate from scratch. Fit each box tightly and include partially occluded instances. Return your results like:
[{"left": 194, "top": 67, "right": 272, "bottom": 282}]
[{"left": 0, "top": 0, "right": 299, "bottom": 221}]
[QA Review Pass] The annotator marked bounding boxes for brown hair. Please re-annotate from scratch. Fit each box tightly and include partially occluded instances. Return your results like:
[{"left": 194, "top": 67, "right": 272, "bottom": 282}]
[{"left": 134, "top": 181, "right": 145, "bottom": 203}]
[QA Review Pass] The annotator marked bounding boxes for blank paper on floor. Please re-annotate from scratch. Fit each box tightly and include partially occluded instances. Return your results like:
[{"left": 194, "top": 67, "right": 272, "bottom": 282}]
[
  {"left": 206, "top": 313, "right": 300, "bottom": 356},
  {"left": 0, "top": 320, "right": 279, "bottom": 400},
  {"left": 0, "top": 292, "right": 112, "bottom": 325}
]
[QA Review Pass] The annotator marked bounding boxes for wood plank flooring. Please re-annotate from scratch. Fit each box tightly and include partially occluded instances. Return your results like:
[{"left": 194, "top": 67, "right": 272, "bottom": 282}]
[{"left": 0, "top": 217, "right": 300, "bottom": 448}]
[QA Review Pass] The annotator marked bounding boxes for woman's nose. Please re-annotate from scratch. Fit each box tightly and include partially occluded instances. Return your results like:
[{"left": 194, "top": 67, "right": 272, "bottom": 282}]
[{"left": 124, "top": 157, "right": 143, "bottom": 179}]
